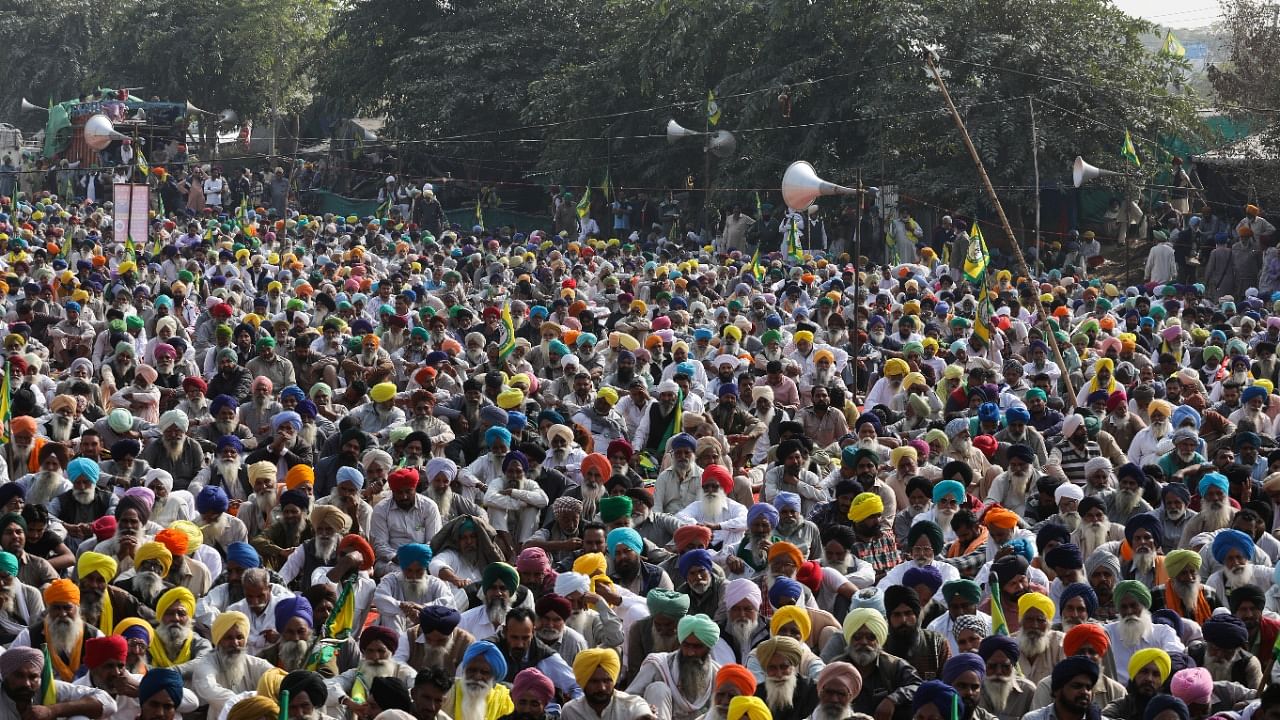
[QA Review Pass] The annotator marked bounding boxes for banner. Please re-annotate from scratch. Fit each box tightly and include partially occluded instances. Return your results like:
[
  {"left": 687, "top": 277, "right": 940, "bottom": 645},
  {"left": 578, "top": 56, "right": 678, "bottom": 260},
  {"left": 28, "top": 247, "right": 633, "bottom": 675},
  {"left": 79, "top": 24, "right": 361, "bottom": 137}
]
[{"left": 112, "top": 183, "right": 149, "bottom": 245}]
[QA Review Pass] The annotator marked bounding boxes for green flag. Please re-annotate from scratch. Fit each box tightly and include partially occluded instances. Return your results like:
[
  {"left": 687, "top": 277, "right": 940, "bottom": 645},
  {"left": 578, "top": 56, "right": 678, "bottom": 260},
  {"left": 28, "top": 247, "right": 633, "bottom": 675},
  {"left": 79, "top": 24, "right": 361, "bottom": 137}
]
[{"left": 1121, "top": 130, "right": 1141, "bottom": 167}]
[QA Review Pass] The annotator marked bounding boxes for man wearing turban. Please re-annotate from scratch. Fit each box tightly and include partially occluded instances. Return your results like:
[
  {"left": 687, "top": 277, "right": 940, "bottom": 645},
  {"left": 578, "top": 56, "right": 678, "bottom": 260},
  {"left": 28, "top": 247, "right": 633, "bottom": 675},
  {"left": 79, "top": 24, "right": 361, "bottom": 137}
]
[
  {"left": 562, "top": 648, "right": 650, "bottom": 720},
  {"left": 1094, "top": 646, "right": 1171, "bottom": 720},
  {"left": 446, "top": 640, "right": 515, "bottom": 720},
  {"left": 1027, "top": 622, "right": 1126, "bottom": 711},
  {"left": 1198, "top": 613, "right": 1261, "bottom": 686},
  {"left": 626, "top": 613, "right": 722, "bottom": 720},
  {"left": 841, "top": 607, "right": 922, "bottom": 718},
  {"left": 977, "top": 635, "right": 1034, "bottom": 720},
  {"left": 331, "top": 625, "right": 417, "bottom": 712},
  {"left": 1205, "top": 528, "right": 1270, "bottom": 602},
  {"left": 426, "top": 514, "right": 504, "bottom": 588},
  {"left": 150, "top": 585, "right": 213, "bottom": 674},
  {"left": 262, "top": 493, "right": 333, "bottom": 582},
  {"left": 1013, "top": 592, "right": 1064, "bottom": 684},
  {"left": 752, "top": 636, "right": 818, "bottom": 720},
  {"left": 879, "top": 584, "right": 950, "bottom": 686},
  {"left": 78, "top": 551, "right": 154, "bottom": 638},
  {"left": 372, "top": 543, "right": 455, "bottom": 634},
  {"left": 652, "top": 431, "right": 704, "bottom": 515},
  {"left": 190, "top": 610, "right": 274, "bottom": 718},
  {"left": 4, "top": 639, "right": 115, "bottom": 718},
  {"left": 1152, "top": 548, "right": 1217, "bottom": 624},
  {"left": 1103, "top": 579, "right": 1185, "bottom": 683},
  {"left": 673, "top": 464, "right": 748, "bottom": 551},
  {"left": 459, "top": 562, "right": 524, "bottom": 641},
  {"left": 877, "top": 519, "right": 961, "bottom": 604},
  {"left": 141, "top": 408, "right": 205, "bottom": 489},
  {"left": 11, "top": 579, "right": 99, "bottom": 682}
]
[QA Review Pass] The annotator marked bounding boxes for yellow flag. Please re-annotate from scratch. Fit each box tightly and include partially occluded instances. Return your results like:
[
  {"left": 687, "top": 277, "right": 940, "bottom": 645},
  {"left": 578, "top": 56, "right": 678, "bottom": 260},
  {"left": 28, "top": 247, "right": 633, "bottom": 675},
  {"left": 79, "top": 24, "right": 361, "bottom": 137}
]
[{"left": 1162, "top": 31, "right": 1186, "bottom": 58}]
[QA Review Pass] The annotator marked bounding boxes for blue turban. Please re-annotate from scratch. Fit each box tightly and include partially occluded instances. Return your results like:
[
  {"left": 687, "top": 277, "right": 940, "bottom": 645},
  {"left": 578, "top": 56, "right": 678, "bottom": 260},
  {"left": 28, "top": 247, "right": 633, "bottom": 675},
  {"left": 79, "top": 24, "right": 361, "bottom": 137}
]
[
  {"left": 397, "top": 543, "right": 434, "bottom": 569},
  {"left": 275, "top": 595, "right": 314, "bottom": 630},
  {"left": 940, "top": 653, "right": 986, "bottom": 684},
  {"left": 65, "top": 301, "right": 81, "bottom": 313},
  {"left": 1006, "top": 406, "right": 1031, "bottom": 424},
  {"left": 693, "top": 328, "right": 713, "bottom": 341},
  {"left": 1161, "top": 482, "right": 1190, "bottom": 505},
  {"left": 669, "top": 433, "right": 697, "bottom": 452},
  {"left": 1235, "top": 431, "right": 1262, "bottom": 449},
  {"left": 1242, "top": 385, "right": 1269, "bottom": 405},
  {"left": 1198, "top": 472, "right": 1228, "bottom": 497},
  {"left": 336, "top": 466, "right": 364, "bottom": 489},
  {"left": 978, "top": 402, "right": 1000, "bottom": 423},
  {"left": 747, "top": 503, "right": 779, "bottom": 527},
  {"left": 548, "top": 340, "right": 570, "bottom": 357},
  {"left": 1051, "top": 657, "right": 1099, "bottom": 692},
  {"left": 210, "top": 394, "right": 238, "bottom": 415},
  {"left": 1036, "top": 523, "right": 1072, "bottom": 553},
  {"left": 67, "top": 457, "right": 100, "bottom": 484},
  {"left": 1123, "top": 512, "right": 1164, "bottom": 548},
  {"left": 226, "top": 542, "right": 260, "bottom": 569},
  {"left": 272, "top": 411, "right": 302, "bottom": 432},
  {"left": 1172, "top": 404, "right": 1202, "bottom": 429},
  {"left": 507, "top": 411, "right": 527, "bottom": 432},
  {"left": 1142, "top": 697, "right": 1189, "bottom": 720},
  {"left": 1117, "top": 462, "right": 1147, "bottom": 484},
  {"left": 768, "top": 577, "right": 803, "bottom": 606},
  {"left": 717, "top": 383, "right": 738, "bottom": 397},
  {"left": 196, "top": 485, "right": 229, "bottom": 514},
  {"left": 485, "top": 426, "right": 513, "bottom": 447},
  {"left": 978, "top": 635, "right": 1020, "bottom": 664},
  {"left": 139, "top": 668, "right": 184, "bottom": 705},
  {"left": 281, "top": 385, "right": 306, "bottom": 402},
  {"left": 419, "top": 605, "right": 461, "bottom": 634},
  {"left": 932, "top": 480, "right": 965, "bottom": 504},
  {"left": 1212, "top": 529, "right": 1255, "bottom": 563},
  {"left": 774, "top": 492, "right": 801, "bottom": 513},
  {"left": 606, "top": 528, "right": 643, "bottom": 557},
  {"left": 279, "top": 489, "right": 309, "bottom": 509},
  {"left": 502, "top": 451, "right": 529, "bottom": 473},
  {"left": 1007, "top": 537, "right": 1036, "bottom": 562},
  {"left": 913, "top": 680, "right": 959, "bottom": 714},
  {"left": 675, "top": 361, "right": 697, "bottom": 378},
  {"left": 537, "top": 410, "right": 565, "bottom": 426},
  {"left": 678, "top": 549, "right": 715, "bottom": 578},
  {"left": 903, "top": 565, "right": 944, "bottom": 594},
  {"left": 1059, "top": 582, "right": 1098, "bottom": 616},
  {"left": 216, "top": 435, "right": 244, "bottom": 453},
  {"left": 461, "top": 640, "right": 507, "bottom": 680}
]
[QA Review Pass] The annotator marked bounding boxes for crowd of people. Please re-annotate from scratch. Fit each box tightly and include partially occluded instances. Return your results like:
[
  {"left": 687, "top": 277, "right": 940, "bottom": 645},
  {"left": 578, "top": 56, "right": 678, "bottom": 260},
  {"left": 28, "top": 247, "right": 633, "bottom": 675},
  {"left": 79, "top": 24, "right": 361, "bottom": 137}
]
[{"left": 1, "top": 156, "right": 1279, "bottom": 720}]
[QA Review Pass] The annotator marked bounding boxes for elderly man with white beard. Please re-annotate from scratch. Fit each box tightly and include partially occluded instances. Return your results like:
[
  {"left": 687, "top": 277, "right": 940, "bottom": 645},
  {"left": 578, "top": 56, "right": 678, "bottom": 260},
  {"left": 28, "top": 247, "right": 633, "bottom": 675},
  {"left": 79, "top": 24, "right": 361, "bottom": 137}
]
[
  {"left": 1071, "top": 496, "right": 1125, "bottom": 559},
  {"left": 983, "top": 444, "right": 1038, "bottom": 515},
  {"left": 141, "top": 410, "right": 205, "bottom": 490},
  {"left": 191, "top": 435, "right": 250, "bottom": 500},
  {"left": 275, "top": 499, "right": 345, "bottom": 586},
  {"left": 1128, "top": 398, "right": 1174, "bottom": 466},
  {"left": 15, "top": 440, "right": 71, "bottom": 506},
  {"left": 1205, "top": 528, "right": 1274, "bottom": 602},
  {"left": 236, "top": 462, "right": 280, "bottom": 539},
  {"left": 654, "top": 432, "right": 704, "bottom": 515},
  {"left": 1153, "top": 482, "right": 1196, "bottom": 554},
  {"left": 406, "top": 605, "right": 472, "bottom": 677},
  {"left": 878, "top": 520, "right": 960, "bottom": 604},
  {"left": 191, "top": 610, "right": 273, "bottom": 718},
  {"left": 763, "top": 440, "right": 827, "bottom": 520},
  {"left": 1180, "top": 471, "right": 1237, "bottom": 545},
  {"left": 1011, "top": 592, "right": 1063, "bottom": 684},
  {"left": 194, "top": 395, "right": 256, "bottom": 455},
  {"left": 627, "top": 613, "right": 722, "bottom": 720},
  {"left": 77, "top": 551, "right": 153, "bottom": 636},
  {"left": 1102, "top": 580, "right": 1184, "bottom": 683},
  {"left": 49, "top": 457, "right": 115, "bottom": 548},
  {"left": 198, "top": 542, "right": 284, "bottom": 630},
  {"left": 40, "top": 394, "right": 91, "bottom": 443},
  {"left": 315, "top": 466, "right": 374, "bottom": 536},
  {"left": 676, "top": 465, "right": 748, "bottom": 551},
  {"left": 1105, "top": 463, "right": 1153, "bottom": 523},
  {"left": 151, "top": 586, "right": 213, "bottom": 677},
  {"left": 1034, "top": 482, "right": 1084, "bottom": 533},
  {"left": 10, "top": 579, "right": 102, "bottom": 680},
  {"left": 238, "top": 376, "right": 283, "bottom": 440},
  {"left": 753, "top": 636, "right": 818, "bottom": 720},
  {"left": 194, "top": 484, "right": 248, "bottom": 554},
  {"left": 1081, "top": 457, "right": 1116, "bottom": 501},
  {"left": 330, "top": 625, "right": 417, "bottom": 716},
  {"left": 1150, "top": 548, "right": 1219, "bottom": 625},
  {"left": 142, "top": 469, "right": 194, "bottom": 527},
  {"left": 226, "top": 568, "right": 283, "bottom": 654},
  {"left": 422, "top": 457, "right": 483, "bottom": 523},
  {"left": 446, "top": 641, "right": 516, "bottom": 720},
  {"left": 373, "top": 543, "right": 457, "bottom": 633},
  {"left": 459, "top": 562, "right": 531, "bottom": 641},
  {"left": 551, "top": 571, "right": 626, "bottom": 652},
  {"left": 531, "top": 592, "right": 589, "bottom": 665},
  {"left": 1198, "top": 612, "right": 1263, "bottom": 687}
]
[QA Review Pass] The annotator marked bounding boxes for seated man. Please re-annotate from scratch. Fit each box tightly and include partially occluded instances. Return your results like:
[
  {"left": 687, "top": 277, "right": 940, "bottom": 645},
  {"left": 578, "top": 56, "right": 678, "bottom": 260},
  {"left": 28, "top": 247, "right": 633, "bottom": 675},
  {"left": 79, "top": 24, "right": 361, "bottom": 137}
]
[{"left": 190, "top": 611, "right": 273, "bottom": 718}]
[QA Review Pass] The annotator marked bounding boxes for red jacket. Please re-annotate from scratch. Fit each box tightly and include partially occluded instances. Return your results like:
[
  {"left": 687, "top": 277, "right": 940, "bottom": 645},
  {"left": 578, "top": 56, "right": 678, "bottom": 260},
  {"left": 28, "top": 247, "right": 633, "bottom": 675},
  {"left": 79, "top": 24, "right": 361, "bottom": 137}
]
[{"left": 1256, "top": 615, "right": 1280, "bottom": 667}]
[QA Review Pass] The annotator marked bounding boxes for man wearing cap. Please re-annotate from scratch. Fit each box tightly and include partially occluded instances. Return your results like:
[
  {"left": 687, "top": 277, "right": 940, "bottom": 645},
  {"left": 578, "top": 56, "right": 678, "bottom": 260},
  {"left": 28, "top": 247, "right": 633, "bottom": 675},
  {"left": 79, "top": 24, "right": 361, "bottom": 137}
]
[
  {"left": 627, "top": 613, "right": 722, "bottom": 720},
  {"left": 1103, "top": 579, "right": 1185, "bottom": 683}
]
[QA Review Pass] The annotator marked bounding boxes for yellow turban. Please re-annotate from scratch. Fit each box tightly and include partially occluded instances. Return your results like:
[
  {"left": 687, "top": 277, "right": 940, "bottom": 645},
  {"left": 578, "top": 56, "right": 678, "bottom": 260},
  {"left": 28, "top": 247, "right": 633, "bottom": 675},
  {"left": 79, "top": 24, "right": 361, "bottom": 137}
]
[
  {"left": 497, "top": 388, "right": 525, "bottom": 410},
  {"left": 257, "top": 668, "right": 287, "bottom": 698},
  {"left": 814, "top": 349, "right": 835, "bottom": 364},
  {"left": 572, "top": 648, "right": 621, "bottom": 688},
  {"left": 227, "top": 695, "right": 280, "bottom": 720},
  {"left": 135, "top": 541, "right": 174, "bottom": 576},
  {"left": 883, "top": 358, "right": 909, "bottom": 377},
  {"left": 170, "top": 520, "right": 204, "bottom": 552},
  {"left": 370, "top": 382, "right": 397, "bottom": 403},
  {"left": 573, "top": 552, "right": 608, "bottom": 578},
  {"left": 728, "top": 695, "right": 772, "bottom": 720},
  {"left": 1129, "top": 648, "right": 1172, "bottom": 684},
  {"left": 212, "top": 610, "right": 250, "bottom": 644},
  {"left": 770, "top": 605, "right": 812, "bottom": 642},
  {"left": 889, "top": 446, "right": 918, "bottom": 467},
  {"left": 1018, "top": 591, "right": 1055, "bottom": 622},
  {"left": 847, "top": 493, "right": 885, "bottom": 523},
  {"left": 903, "top": 372, "right": 926, "bottom": 390},
  {"left": 1148, "top": 399, "right": 1174, "bottom": 419},
  {"left": 843, "top": 607, "right": 888, "bottom": 645},
  {"left": 77, "top": 551, "right": 118, "bottom": 581},
  {"left": 793, "top": 330, "right": 814, "bottom": 344},
  {"left": 156, "top": 586, "right": 196, "bottom": 619}
]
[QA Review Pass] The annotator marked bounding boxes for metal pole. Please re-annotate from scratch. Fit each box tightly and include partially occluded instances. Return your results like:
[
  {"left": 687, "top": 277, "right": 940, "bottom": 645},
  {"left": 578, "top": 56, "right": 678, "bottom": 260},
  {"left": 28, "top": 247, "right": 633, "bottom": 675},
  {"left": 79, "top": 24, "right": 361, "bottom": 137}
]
[
  {"left": 1029, "top": 98, "right": 1041, "bottom": 275},
  {"left": 852, "top": 168, "right": 863, "bottom": 403},
  {"left": 924, "top": 53, "right": 1076, "bottom": 402},
  {"left": 703, "top": 115, "right": 711, "bottom": 247}
]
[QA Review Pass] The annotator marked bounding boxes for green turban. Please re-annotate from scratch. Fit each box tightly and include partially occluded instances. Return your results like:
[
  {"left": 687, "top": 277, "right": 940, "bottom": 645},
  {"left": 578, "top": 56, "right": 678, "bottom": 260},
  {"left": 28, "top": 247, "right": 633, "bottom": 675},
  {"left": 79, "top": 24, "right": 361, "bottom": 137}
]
[
  {"left": 0, "top": 550, "right": 16, "bottom": 577},
  {"left": 481, "top": 562, "right": 519, "bottom": 593},
  {"left": 257, "top": 335, "right": 277, "bottom": 348},
  {"left": 178, "top": 270, "right": 194, "bottom": 283},
  {"left": 762, "top": 330, "right": 781, "bottom": 345},
  {"left": 1113, "top": 579, "right": 1152, "bottom": 608},
  {"left": 109, "top": 319, "right": 126, "bottom": 332},
  {"left": 126, "top": 315, "right": 144, "bottom": 330},
  {"left": 646, "top": 588, "right": 690, "bottom": 619},
  {"left": 215, "top": 324, "right": 234, "bottom": 339},
  {"left": 598, "top": 496, "right": 633, "bottom": 523},
  {"left": 677, "top": 613, "right": 720, "bottom": 648},
  {"left": 1164, "top": 549, "right": 1202, "bottom": 578},
  {"left": 1025, "top": 388, "right": 1047, "bottom": 402},
  {"left": 942, "top": 579, "right": 981, "bottom": 605}
]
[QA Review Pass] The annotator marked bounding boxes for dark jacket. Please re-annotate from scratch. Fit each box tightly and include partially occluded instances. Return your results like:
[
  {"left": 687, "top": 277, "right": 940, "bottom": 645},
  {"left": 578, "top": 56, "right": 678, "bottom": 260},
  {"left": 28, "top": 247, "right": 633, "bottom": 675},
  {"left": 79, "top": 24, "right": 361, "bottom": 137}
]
[{"left": 851, "top": 652, "right": 921, "bottom": 720}]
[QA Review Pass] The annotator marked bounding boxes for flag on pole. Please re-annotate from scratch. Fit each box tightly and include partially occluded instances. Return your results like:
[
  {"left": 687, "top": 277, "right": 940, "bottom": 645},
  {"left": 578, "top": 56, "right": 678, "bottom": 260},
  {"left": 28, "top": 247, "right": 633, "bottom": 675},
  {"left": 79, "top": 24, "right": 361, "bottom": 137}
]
[
  {"left": 576, "top": 185, "right": 592, "bottom": 219},
  {"left": 989, "top": 571, "right": 1009, "bottom": 636},
  {"left": 707, "top": 91, "right": 722, "bottom": 126},
  {"left": 324, "top": 576, "right": 356, "bottom": 639},
  {"left": 786, "top": 217, "right": 803, "bottom": 262},
  {"left": 278, "top": 691, "right": 290, "bottom": 720},
  {"left": 40, "top": 644, "right": 57, "bottom": 705},
  {"left": 498, "top": 302, "right": 517, "bottom": 359},
  {"left": 136, "top": 149, "right": 149, "bottom": 177},
  {"left": 475, "top": 197, "right": 484, "bottom": 229},
  {"left": 1121, "top": 130, "right": 1141, "bottom": 167},
  {"left": 124, "top": 234, "right": 137, "bottom": 262},
  {"left": 962, "top": 221, "right": 989, "bottom": 285},
  {"left": 1161, "top": 31, "right": 1186, "bottom": 58},
  {"left": 350, "top": 672, "right": 368, "bottom": 705},
  {"left": 750, "top": 246, "right": 765, "bottom": 282}
]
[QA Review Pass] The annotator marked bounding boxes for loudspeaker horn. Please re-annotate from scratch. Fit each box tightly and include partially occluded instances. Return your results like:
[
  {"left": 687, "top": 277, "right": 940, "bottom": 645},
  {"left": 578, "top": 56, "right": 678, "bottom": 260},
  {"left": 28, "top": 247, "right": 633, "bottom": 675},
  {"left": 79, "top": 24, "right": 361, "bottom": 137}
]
[
  {"left": 217, "top": 109, "right": 239, "bottom": 125},
  {"left": 19, "top": 98, "right": 45, "bottom": 113},
  {"left": 83, "top": 114, "right": 130, "bottom": 151},
  {"left": 708, "top": 130, "right": 736, "bottom": 159},
  {"left": 781, "top": 160, "right": 859, "bottom": 211},
  {"left": 666, "top": 119, "right": 701, "bottom": 144},
  {"left": 1072, "top": 156, "right": 1118, "bottom": 187},
  {"left": 185, "top": 100, "right": 212, "bottom": 115}
]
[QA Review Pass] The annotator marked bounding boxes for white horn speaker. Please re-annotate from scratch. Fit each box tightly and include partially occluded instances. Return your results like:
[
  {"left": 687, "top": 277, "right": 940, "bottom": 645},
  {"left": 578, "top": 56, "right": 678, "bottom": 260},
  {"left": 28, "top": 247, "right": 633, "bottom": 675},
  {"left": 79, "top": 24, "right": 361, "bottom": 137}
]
[
  {"left": 185, "top": 100, "right": 212, "bottom": 115},
  {"left": 1072, "top": 156, "right": 1118, "bottom": 187},
  {"left": 20, "top": 98, "right": 45, "bottom": 113},
  {"left": 83, "top": 114, "right": 129, "bottom": 151},
  {"left": 781, "top": 160, "right": 858, "bottom": 211},
  {"left": 708, "top": 130, "right": 736, "bottom": 159},
  {"left": 666, "top": 119, "right": 701, "bottom": 144}
]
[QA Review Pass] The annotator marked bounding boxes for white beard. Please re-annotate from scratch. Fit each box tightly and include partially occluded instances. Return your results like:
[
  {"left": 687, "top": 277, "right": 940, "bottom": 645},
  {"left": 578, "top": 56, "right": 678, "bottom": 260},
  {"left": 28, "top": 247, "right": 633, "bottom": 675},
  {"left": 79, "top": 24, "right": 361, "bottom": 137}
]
[
  {"left": 315, "top": 536, "right": 340, "bottom": 562},
  {"left": 29, "top": 470, "right": 66, "bottom": 505},
  {"left": 1114, "top": 488, "right": 1141, "bottom": 516},
  {"left": 253, "top": 490, "right": 277, "bottom": 517},
  {"left": 850, "top": 647, "right": 878, "bottom": 666},
  {"left": 1171, "top": 579, "right": 1202, "bottom": 614},
  {"left": 485, "top": 597, "right": 511, "bottom": 627},
  {"left": 298, "top": 423, "right": 318, "bottom": 449},
  {"left": 1204, "top": 650, "right": 1239, "bottom": 682},
  {"left": 1225, "top": 564, "right": 1253, "bottom": 592},
  {"left": 811, "top": 705, "right": 854, "bottom": 720},
  {"left": 47, "top": 416, "right": 73, "bottom": 442},
  {"left": 216, "top": 647, "right": 249, "bottom": 689},
  {"left": 1060, "top": 511, "right": 1082, "bottom": 532},
  {"left": 216, "top": 457, "right": 242, "bottom": 487},
  {"left": 358, "top": 659, "right": 397, "bottom": 680},
  {"left": 1166, "top": 507, "right": 1186, "bottom": 521},
  {"left": 726, "top": 618, "right": 755, "bottom": 653},
  {"left": 651, "top": 627, "right": 679, "bottom": 653},
  {"left": 72, "top": 486, "right": 96, "bottom": 504},
  {"left": 1199, "top": 500, "right": 1233, "bottom": 531},
  {"left": 160, "top": 621, "right": 192, "bottom": 657},
  {"left": 985, "top": 676, "right": 1013, "bottom": 713},
  {"left": 701, "top": 490, "right": 725, "bottom": 519},
  {"left": 764, "top": 675, "right": 797, "bottom": 715},
  {"left": 673, "top": 457, "right": 694, "bottom": 475},
  {"left": 1078, "top": 521, "right": 1110, "bottom": 557},
  {"left": 428, "top": 487, "right": 454, "bottom": 517},
  {"left": 1016, "top": 628, "right": 1050, "bottom": 658},
  {"left": 165, "top": 437, "right": 187, "bottom": 462},
  {"left": 934, "top": 507, "right": 956, "bottom": 534},
  {"left": 1119, "top": 611, "right": 1152, "bottom": 647},
  {"left": 47, "top": 616, "right": 83, "bottom": 657},
  {"left": 459, "top": 679, "right": 494, "bottom": 720},
  {"left": 581, "top": 482, "right": 605, "bottom": 506},
  {"left": 677, "top": 654, "right": 712, "bottom": 701},
  {"left": 952, "top": 439, "right": 973, "bottom": 456},
  {"left": 215, "top": 419, "right": 238, "bottom": 436},
  {"left": 536, "top": 626, "right": 564, "bottom": 644},
  {"left": 566, "top": 609, "right": 594, "bottom": 638},
  {"left": 1132, "top": 549, "right": 1156, "bottom": 576},
  {"left": 277, "top": 639, "right": 310, "bottom": 670},
  {"left": 135, "top": 571, "right": 167, "bottom": 605},
  {"left": 1150, "top": 419, "right": 1171, "bottom": 440},
  {"left": 420, "top": 635, "right": 456, "bottom": 669},
  {"left": 401, "top": 576, "right": 428, "bottom": 603}
]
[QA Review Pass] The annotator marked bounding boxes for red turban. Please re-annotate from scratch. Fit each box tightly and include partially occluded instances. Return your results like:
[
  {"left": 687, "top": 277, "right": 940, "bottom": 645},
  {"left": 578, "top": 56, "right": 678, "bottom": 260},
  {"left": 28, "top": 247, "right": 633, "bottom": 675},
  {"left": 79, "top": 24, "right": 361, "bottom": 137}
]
[
  {"left": 796, "top": 560, "right": 823, "bottom": 592},
  {"left": 1063, "top": 622, "right": 1110, "bottom": 657},
  {"left": 674, "top": 524, "right": 713, "bottom": 552},
  {"left": 716, "top": 664, "right": 757, "bottom": 696},
  {"left": 359, "top": 625, "right": 399, "bottom": 653},
  {"left": 92, "top": 516, "right": 118, "bottom": 542},
  {"left": 702, "top": 464, "right": 734, "bottom": 495},
  {"left": 84, "top": 635, "right": 128, "bottom": 668},
  {"left": 973, "top": 434, "right": 998, "bottom": 459},
  {"left": 339, "top": 534, "right": 375, "bottom": 571},
  {"left": 387, "top": 468, "right": 419, "bottom": 492}
]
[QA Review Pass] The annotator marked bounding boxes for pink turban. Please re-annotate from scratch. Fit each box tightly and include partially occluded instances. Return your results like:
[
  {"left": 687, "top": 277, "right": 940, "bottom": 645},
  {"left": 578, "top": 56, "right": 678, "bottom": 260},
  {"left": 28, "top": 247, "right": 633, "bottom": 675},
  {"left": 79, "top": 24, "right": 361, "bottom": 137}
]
[
  {"left": 511, "top": 668, "right": 555, "bottom": 704},
  {"left": 1169, "top": 667, "right": 1213, "bottom": 705}
]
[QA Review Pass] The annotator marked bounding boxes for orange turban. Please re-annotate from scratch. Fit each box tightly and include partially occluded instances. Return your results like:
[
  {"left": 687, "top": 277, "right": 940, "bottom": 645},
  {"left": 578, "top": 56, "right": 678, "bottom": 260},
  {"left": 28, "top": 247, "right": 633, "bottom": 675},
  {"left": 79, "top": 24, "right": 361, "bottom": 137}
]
[
  {"left": 43, "top": 578, "right": 80, "bottom": 605},
  {"left": 9, "top": 416, "right": 36, "bottom": 435},
  {"left": 1063, "top": 622, "right": 1110, "bottom": 656},
  {"left": 580, "top": 453, "right": 611, "bottom": 481},
  {"left": 674, "top": 524, "right": 713, "bottom": 552},
  {"left": 716, "top": 664, "right": 757, "bottom": 696},
  {"left": 982, "top": 506, "right": 1020, "bottom": 530},
  {"left": 285, "top": 464, "right": 315, "bottom": 490},
  {"left": 339, "top": 534, "right": 375, "bottom": 571},
  {"left": 155, "top": 528, "right": 189, "bottom": 557},
  {"left": 767, "top": 541, "right": 804, "bottom": 569}
]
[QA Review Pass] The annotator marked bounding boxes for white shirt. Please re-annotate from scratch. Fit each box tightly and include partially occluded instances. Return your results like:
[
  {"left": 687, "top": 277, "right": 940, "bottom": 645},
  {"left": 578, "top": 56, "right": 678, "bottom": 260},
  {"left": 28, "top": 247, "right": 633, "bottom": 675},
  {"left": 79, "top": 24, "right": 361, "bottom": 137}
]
[
  {"left": 203, "top": 176, "right": 227, "bottom": 206},
  {"left": 369, "top": 494, "right": 442, "bottom": 566},
  {"left": 1104, "top": 620, "right": 1185, "bottom": 683},
  {"left": 227, "top": 595, "right": 283, "bottom": 654},
  {"left": 675, "top": 495, "right": 747, "bottom": 549}
]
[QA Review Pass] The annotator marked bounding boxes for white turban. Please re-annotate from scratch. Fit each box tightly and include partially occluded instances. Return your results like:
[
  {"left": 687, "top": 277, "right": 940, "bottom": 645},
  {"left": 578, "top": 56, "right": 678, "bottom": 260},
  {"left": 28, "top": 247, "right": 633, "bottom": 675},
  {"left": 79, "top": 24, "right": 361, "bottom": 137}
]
[
  {"left": 425, "top": 457, "right": 457, "bottom": 482},
  {"left": 554, "top": 572, "right": 591, "bottom": 597},
  {"left": 158, "top": 409, "right": 190, "bottom": 432},
  {"left": 1061, "top": 414, "right": 1084, "bottom": 438},
  {"left": 145, "top": 469, "right": 175, "bottom": 493},
  {"left": 723, "top": 578, "right": 762, "bottom": 610},
  {"left": 655, "top": 380, "right": 680, "bottom": 395},
  {"left": 1054, "top": 483, "right": 1084, "bottom": 504},
  {"left": 1083, "top": 457, "right": 1113, "bottom": 478},
  {"left": 361, "top": 449, "right": 393, "bottom": 472}
]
